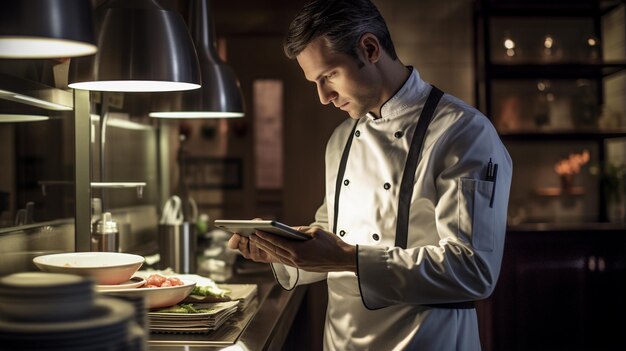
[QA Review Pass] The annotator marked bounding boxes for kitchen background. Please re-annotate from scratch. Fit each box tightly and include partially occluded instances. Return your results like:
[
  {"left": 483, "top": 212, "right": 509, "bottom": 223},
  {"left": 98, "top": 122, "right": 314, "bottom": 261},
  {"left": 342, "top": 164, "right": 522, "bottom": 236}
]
[{"left": 0, "top": 0, "right": 625, "bottom": 350}]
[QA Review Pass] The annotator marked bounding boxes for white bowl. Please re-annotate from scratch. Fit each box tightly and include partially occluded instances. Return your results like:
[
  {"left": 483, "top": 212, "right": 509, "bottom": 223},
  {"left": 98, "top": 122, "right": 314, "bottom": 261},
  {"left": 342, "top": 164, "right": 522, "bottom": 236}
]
[
  {"left": 96, "top": 276, "right": 146, "bottom": 291},
  {"left": 99, "top": 279, "right": 196, "bottom": 309},
  {"left": 33, "top": 252, "right": 145, "bottom": 285}
]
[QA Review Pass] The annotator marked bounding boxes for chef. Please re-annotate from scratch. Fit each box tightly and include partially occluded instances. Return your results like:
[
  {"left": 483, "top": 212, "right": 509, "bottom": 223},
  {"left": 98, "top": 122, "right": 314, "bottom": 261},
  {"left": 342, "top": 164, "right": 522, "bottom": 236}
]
[{"left": 228, "top": 0, "right": 512, "bottom": 350}]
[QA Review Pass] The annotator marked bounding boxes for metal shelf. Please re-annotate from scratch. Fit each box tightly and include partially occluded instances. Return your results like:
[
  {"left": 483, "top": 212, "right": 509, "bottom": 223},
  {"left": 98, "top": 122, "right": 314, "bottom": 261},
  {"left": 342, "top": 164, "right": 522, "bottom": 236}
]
[
  {"left": 500, "top": 130, "right": 626, "bottom": 141},
  {"left": 477, "top": 0, "right": 622, "bottom": 18},
  {"left": 488, "top": 62, "right": 626, "bottom": 79},
  {"left": 38, "top": 181, "right": 147, "bottom": 197},
  {"left": 0, "top": 73, "right": 73, "bottom": 111}
]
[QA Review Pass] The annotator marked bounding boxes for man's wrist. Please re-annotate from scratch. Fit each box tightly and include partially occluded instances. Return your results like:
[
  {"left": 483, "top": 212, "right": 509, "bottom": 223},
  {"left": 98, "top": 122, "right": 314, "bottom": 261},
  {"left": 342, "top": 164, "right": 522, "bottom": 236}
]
[{"left": 343, "top": 243, "right": 358, "bottom": 273}]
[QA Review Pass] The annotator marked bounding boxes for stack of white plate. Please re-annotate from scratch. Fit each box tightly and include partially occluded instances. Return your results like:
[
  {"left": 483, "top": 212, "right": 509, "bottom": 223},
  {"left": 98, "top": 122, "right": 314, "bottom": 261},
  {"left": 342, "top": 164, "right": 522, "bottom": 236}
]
[
  {"left": 106, "top": 292, "right": 148, "bottom": 329},
  {"left": 106, "top": 292, "right": 149, "bottom": 350},
  {"left": 0, "top": 272, "right": 138, "bottom": 351}
]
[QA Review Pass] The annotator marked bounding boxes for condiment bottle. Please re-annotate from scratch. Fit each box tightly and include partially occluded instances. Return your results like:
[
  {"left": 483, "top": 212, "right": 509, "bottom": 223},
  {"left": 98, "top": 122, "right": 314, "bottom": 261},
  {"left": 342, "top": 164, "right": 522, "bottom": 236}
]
[{"left": 91, "top": 212, "right": 119, "bottom": 252}]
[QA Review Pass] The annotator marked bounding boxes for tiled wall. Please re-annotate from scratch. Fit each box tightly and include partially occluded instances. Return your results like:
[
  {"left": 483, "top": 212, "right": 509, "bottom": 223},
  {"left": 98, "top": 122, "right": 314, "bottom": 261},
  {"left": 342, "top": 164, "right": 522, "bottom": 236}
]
[{"left": 0, "top": 205, "right": 158, "bottom": 276}]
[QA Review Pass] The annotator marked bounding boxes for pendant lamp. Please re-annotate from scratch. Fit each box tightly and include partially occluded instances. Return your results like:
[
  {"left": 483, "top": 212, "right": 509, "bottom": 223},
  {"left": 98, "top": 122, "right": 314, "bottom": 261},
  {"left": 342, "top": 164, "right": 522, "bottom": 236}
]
[
  {"left": 149, "top": 0, "right": 244, "bottom": 118},
  {"left": 68, "top": 0, "right": 201, "bottom": 92},
  {"left": 0, "top": 0, "right": 97, "bottom": 58}
]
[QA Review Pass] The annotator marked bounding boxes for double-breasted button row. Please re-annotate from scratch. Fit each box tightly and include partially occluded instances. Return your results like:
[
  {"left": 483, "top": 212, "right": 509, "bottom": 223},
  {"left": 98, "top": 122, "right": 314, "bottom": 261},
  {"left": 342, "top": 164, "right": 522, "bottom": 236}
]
[
  {"left": 354, "top": 130, "right": 404, "bottom": 138},
  {"left": 343, "top": 179, "right": 392, "bottom": 189},
  {"left": 337, "top": 230, "right": 380, "bottom": 241}
]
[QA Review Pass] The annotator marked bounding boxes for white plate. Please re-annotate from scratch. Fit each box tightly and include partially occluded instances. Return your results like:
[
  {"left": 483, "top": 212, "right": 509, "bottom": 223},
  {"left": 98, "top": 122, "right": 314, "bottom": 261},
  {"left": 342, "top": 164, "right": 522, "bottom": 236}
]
[
  {"left": 0, "top": 272, "right": 93, "bottom": 297},
  {"left": 0, "top": 298, "right": 132, "bottom": 334},
  {"left": 33, "top": 252, "right": 145, "bottom": 285},
  {"left": 96, "top": 276, "right": 146, "bottom": 290},
  {"left": 99, "top": 279, "right": 196, "bottom": 309}
]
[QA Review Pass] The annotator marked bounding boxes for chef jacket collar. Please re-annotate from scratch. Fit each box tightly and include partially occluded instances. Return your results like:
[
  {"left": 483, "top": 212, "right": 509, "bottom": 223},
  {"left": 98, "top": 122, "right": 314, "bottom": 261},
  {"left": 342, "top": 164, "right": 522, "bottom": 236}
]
[{"left": 365, "top": 66, "right": 429, "bottom": 121}]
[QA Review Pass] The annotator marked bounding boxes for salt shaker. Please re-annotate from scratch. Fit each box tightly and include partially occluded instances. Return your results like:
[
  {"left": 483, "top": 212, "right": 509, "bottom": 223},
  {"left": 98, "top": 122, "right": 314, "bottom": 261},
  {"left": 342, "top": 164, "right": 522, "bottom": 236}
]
[{"left": 91, "top": 212, "right": 119, "bottom": 252}]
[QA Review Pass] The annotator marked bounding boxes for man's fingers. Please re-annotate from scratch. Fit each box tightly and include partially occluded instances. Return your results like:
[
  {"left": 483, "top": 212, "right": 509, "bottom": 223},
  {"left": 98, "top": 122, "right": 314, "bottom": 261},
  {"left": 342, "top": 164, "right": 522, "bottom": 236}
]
[
  {"left": 253, "top": 238, "right": 290, "bottom": 261},
  {"left": 249, "top": 240, "right": 265, "bottom": 260},
  {"left": 237, "top": 237, "right": 251, "bottom": 257},
  {"left": 227, "top": 233, "right": 241, "bottom": 249}
]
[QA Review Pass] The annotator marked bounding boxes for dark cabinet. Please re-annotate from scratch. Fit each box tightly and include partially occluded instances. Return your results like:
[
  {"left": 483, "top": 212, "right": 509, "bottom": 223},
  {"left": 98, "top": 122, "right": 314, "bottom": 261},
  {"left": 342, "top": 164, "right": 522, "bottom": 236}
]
[
  {"left": 472, "top": 1, "right": 626, "bottom": 349},
  {"left": 585, "top": 235, "right": 626, "bottom": 350},
  {"left": 482, "top": 226, "right": 626, "bottom": 351},
  {"left": 473, "top": 0, "right": 626, "bottom": 224}
]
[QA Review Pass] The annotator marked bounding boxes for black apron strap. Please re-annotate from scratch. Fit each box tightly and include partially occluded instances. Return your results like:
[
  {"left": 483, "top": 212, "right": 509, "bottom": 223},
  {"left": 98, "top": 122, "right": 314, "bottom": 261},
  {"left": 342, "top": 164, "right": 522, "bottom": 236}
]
[
  {"left": 332, "top": 85, "right": 474, "bottom": 310},
  {"left": 395, "top": 85, "right": 443, "bottom": 248},
  {"left": 332, "top": 120, "right": 359, "bottom": 234},
  {"left": 333, "top": 85, "right": 443, "bottom": 236},
  {"left": 396, "top": 86, "right": 474, "bottom": 309}
]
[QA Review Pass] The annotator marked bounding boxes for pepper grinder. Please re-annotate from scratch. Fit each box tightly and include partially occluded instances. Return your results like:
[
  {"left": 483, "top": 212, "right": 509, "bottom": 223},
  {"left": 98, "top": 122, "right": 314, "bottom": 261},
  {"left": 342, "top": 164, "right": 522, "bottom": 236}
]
[{"left": 91, "top": 212, "right": 119, "bottom": 252}]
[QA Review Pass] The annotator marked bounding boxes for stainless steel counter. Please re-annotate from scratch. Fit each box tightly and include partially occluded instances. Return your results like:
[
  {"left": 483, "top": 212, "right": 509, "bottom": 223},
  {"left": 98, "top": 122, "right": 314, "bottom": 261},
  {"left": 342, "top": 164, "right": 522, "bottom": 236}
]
[{"left": 148, "top": 269, "right": 307, "bottom": 350}]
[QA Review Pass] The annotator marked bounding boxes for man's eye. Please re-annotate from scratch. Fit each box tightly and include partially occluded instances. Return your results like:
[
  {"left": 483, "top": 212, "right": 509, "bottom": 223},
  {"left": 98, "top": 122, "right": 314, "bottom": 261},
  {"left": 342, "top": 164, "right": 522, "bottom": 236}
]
[{"left": 326, "top": 72, "right": 336, "bottom": 79}]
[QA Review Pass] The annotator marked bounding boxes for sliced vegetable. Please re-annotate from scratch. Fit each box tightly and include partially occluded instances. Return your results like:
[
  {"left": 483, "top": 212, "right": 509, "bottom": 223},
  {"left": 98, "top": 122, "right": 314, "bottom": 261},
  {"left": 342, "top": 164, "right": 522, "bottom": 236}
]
[
  {"left": 154, "top": 303, "right": 217, "bottom": 314},
  {"left": 191, "top": 284, "right": 230, "bottom": 298}
]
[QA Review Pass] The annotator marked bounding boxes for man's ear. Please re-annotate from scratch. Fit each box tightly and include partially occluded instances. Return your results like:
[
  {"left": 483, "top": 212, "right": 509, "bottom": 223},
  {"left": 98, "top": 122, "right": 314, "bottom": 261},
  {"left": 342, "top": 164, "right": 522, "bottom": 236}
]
[{"left": 358, "top": 33, "right": 381, "bottom": 64}]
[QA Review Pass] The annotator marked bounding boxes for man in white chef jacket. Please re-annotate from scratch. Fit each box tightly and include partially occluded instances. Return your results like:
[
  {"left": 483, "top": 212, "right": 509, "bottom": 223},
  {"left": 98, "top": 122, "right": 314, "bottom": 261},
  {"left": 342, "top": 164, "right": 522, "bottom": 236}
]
[{"left": 228, "top": 0, "right": 512, "bottom": 350}]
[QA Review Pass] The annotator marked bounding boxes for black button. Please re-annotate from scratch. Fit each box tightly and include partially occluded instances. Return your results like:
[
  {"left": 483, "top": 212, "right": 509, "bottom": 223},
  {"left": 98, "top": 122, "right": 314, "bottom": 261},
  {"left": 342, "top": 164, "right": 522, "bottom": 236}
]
[
  {"left": 372, "top": 233, "right": 380, "bottom": 241},
  {"left": 383, "top": 182, "right": 391, "bottom": 190},
  {"left": 394, "top": 131, "right": 403, "bottom": 138},
  {"left": 339, "top": 230, "right": 346, "bottom": 237},
  {"left": 344, "top": 179, "right": 350, "bottom": 186},
  {"left": 355, "top": 130, "right": 361, "bottom": 137}
]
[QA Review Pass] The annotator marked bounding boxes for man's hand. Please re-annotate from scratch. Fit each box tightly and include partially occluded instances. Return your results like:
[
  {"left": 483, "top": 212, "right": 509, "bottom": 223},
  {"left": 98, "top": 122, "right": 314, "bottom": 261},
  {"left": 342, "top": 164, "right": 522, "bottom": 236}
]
[
  {"left": 250, "top": 226, "right": 357, "bottom": 273},
  {"left": 227, "top": 233, "right": 275, "bottom": 264}
]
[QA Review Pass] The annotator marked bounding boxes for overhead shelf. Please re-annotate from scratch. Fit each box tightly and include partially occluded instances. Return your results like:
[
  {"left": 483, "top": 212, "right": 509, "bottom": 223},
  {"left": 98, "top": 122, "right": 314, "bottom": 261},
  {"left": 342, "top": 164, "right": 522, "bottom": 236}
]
[
  {"left": 479, "top": 1, "right": 622, "bottom": 17},
  {"left": 481, "top": 8, "right": 604, "bottom": 18},
  {"left": 37, "top": 181, "right": 147, "bottom": 197},
  {"left": 499, "top": 130, "right": 626, "bottom": 141},
  {"left": 488, "top": 62, "right": 626, "bottom": 79},
  {"left": 0, "top": 73, "right": 73, "bottom": 111}
]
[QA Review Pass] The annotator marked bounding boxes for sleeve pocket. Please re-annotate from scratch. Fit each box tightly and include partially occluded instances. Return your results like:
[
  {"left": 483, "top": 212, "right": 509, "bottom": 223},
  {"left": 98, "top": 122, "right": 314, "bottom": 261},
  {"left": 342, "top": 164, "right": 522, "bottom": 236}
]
[{"left": 458, "top": 178, "right": 495, "bottom": 252}]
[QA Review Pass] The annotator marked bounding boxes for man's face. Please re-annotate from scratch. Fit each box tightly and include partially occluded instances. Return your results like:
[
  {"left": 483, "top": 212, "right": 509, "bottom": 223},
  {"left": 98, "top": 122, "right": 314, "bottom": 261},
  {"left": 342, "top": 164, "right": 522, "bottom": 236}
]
[{"left": 296, "top": 37, "right": 382, "bottom": 119}]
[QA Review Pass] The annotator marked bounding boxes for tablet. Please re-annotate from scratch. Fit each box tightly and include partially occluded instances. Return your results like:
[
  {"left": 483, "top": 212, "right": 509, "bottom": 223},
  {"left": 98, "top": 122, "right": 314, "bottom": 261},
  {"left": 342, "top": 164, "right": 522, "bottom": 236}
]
[{"left": 214, "top": 220, "right": 310, "bottom": 241}]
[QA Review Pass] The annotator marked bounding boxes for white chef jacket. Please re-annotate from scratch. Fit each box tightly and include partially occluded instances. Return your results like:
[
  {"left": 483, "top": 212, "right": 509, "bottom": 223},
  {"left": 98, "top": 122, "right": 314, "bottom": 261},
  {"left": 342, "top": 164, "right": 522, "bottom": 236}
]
[{"left": 272, "top": 68, "right": 512, "bottom": 351}]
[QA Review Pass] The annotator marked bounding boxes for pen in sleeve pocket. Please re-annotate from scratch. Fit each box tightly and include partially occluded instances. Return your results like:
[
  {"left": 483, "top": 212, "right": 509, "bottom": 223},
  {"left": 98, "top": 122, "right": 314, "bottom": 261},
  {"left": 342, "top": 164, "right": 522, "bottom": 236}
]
[{"left": 489, "top": 164, "right": 498, "bottom": 208}]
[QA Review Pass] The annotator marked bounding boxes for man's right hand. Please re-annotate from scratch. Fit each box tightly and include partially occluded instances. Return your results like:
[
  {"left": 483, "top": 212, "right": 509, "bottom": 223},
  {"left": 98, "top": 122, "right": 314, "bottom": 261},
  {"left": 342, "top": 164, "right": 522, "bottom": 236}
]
[{"left": 228, "top": 232, "right": 275, "bottom": 264}]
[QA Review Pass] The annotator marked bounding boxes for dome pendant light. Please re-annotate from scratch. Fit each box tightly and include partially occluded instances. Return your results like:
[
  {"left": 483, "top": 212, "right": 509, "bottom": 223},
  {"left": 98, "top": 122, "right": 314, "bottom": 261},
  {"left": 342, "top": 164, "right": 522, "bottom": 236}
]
[
  {"left": 149, "top": 0, "right": 244, "bottom": 118},
  {"left": 68, "top": 0, "right": 201, "bottom": 92},
  {"left": 0, "top": 0, "right": 97, "bottom": 58}
]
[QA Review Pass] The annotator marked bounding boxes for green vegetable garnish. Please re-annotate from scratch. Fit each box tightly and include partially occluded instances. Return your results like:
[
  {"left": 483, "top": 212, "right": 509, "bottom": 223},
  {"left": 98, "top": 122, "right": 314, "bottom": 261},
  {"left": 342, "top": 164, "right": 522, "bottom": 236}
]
[
  {"left": 191, "top": 284, "right": 230, "bottom": 298},
  {"left": 153, "top": 303, "right": 220, "bottom": 314},
  {"left": 154, "top": 304, "right": 197, "bottom": 313}
]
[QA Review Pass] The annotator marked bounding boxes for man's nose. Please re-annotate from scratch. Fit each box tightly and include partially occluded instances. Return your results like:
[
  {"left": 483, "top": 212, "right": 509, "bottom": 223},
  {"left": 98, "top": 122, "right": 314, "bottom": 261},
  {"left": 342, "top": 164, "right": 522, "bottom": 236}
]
[{"left": 317, "top": 84, "right": 337, "bottom": 105}]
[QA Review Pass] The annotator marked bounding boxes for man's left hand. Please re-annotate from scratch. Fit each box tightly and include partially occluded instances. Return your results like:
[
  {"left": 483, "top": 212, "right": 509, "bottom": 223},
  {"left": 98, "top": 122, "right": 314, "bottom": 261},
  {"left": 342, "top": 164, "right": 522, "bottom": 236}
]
[{"left": 250, "top": 226, "right": 357, "bottom": 273}]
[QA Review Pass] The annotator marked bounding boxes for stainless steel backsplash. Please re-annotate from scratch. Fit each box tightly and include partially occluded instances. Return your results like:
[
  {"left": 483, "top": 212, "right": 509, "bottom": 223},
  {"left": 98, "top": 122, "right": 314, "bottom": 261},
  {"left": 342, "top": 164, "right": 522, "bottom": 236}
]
[{"left": 0, "top": 205, "right": 159, "bottom": 276}]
